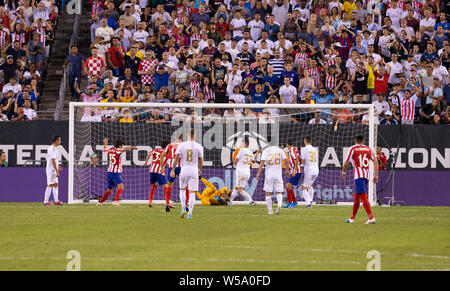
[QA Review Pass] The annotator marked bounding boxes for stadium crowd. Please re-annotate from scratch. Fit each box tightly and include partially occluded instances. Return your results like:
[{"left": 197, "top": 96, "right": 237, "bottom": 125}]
[
  {"left": 67, "top": 0, "right": 448, "bottom": 124},
  {"left": 0, "top": 0, "right": 60, "bottom": 121}
]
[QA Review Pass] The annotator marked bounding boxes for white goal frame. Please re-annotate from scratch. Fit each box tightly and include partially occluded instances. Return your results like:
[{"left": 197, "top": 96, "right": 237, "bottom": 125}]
[{"left": 68, "top": 102, "right": 376, "bottom": 206}]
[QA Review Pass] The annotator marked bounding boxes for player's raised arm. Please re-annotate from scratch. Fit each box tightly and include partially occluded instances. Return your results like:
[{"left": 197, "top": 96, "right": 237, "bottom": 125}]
[
  {"left": 122, "top": 145, "right": 137, "bottom": 152},
  {"left": 256, "top": 160, "right": 265, "bottom": 180},
  {"left": 103, "top": 138, "right": 109, "bottom": 152},
  {"left": 143, "top": 150, "right": 153, "bottom": 167}
]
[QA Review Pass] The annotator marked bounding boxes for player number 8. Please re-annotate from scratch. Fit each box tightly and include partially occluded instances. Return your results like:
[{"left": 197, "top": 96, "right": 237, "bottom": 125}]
[{"left": 187, "top": 149, "right": 193, "bottom": 162}]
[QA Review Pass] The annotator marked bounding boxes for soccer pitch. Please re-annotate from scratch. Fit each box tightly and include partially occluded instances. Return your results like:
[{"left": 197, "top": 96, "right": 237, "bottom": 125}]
[{"left": 0, "top": 203, "right": 449, "bottom": 271}]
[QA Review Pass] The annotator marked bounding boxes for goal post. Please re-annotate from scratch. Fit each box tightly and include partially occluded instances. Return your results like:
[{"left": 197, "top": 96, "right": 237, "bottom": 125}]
[{"left": 68, "top": 102, "right": 377, "bottom": 206}]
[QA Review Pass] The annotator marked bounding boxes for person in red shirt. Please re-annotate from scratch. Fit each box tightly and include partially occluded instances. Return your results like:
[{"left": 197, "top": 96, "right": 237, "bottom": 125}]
[
  {"left": 373, "top": 66, "right": 390, "bottom": 96},
  {"left": 376, "top": 146, "right": 387, "bottom": 170},
  {"left": 106, "top": 37, "right": 125, "bottom": 76}
]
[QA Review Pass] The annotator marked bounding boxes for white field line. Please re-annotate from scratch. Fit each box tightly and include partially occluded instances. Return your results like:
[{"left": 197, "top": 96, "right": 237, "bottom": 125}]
[
  {"left": 1, "top": 211, "right": 449, "bottom": 221},
  {"left": 2, "top": 240, "right": 450, "bottom": 262},
  {"left": 0, "top": 255, "right": 361, "bottom": 266}
]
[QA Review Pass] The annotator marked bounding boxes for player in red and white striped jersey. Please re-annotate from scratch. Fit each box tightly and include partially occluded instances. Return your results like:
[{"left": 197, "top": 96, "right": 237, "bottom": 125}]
[
  {"left": 342, "top": 135, "right": 379, "bottom": 224},
  {"left": 400, "top": 89, "right": 415, "bottom": 125},
  {"left": 143, "top": 140, "right": 170, "bottom": 209},
  {"left": 160, "top": 135, "right": 184, "bottom": 210},
  {"left": 98, "top": 138, "right": 137, "bottom": 206},
  {"left": 283, "top": 140, "right": 302, "bottom": 208}
]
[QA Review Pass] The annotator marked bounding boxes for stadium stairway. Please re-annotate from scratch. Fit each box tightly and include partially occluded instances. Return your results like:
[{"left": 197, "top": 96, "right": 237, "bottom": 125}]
[{"left": 39, "top": 2, "right": 92, "bottom": 120}]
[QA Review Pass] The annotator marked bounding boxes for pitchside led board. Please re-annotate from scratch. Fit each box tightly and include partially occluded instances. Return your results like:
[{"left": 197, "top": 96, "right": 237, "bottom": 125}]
[{"left": 0, "top": 122, "right": 449, "bottom": 204}]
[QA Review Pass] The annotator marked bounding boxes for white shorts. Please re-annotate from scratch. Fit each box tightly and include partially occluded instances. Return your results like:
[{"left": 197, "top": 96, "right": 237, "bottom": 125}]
[
  {"left": 302, "top": 168, "right": 319, "bottom": 187},
  {"left": 46, "top": 169, "right": 58, "bottom": 185},
  {"left": 263, "top": 174, "right": 284, "bottom": 193},
  {"left": 179, "top": 167, "right": 199, "bottom": 192},
  {"left": 235, "top": 169, "right": 250, "bottom": 188}
]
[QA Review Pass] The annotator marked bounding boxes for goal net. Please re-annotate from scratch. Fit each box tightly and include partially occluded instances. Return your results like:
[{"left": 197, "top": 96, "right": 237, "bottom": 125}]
[{"left": 68, "top": 102, "right": 377, "bottom": 205}]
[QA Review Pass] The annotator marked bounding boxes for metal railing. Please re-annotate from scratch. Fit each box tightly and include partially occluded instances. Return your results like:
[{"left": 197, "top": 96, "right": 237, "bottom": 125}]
[{"left": 54, "top": 4, "right": 82, "bottom": 121}]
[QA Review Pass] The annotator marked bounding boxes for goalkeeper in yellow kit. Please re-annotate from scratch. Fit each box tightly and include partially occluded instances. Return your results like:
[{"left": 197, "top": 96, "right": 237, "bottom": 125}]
[{"left": 196, "top": 176, "right": 232, "bottom": 206}]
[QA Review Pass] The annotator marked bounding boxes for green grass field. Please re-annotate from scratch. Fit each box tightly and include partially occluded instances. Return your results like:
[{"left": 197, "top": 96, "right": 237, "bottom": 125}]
[{"left": 0, "top": 203, "right": 449, "bottom": 271}]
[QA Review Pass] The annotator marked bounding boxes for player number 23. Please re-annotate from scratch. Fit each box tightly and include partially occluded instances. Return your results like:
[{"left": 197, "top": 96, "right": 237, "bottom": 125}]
[
  {"left": 268, "top": 153, "right": 281, "bottom": 165},
  {"left": 243, "top": 154, "right": 252, "bottom": 165}
]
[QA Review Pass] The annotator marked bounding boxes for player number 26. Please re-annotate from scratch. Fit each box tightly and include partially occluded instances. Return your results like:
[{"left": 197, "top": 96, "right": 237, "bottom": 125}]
[{"left": 268, "top": 153, "right": 281, "bottom": 165}]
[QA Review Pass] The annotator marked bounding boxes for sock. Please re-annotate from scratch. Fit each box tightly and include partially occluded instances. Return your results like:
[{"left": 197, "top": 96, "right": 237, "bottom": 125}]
[
  {"left": 276, "top": 194, "right": 282, "bottom": 208},
  {"left": 164, "top": 187, "right": 170, "bottom": 205},
  {"left": 290, "top": 189, "right": 297, "bottom": 203},
  {"left": 266, "top": 196, "right": 273, "bottom": 212},
  {"left": 99, "top": 190, "right": 112, "bottom": 203},
  {"left": 114, "top": 188, "right": 123, "bottom": 201},
  {"left": 44, "top": 187, "right": 52, "bottom": 203},
  {"left": 241, "top": 190, "right": 253, "bottom": 203},
  {"left": 308, "top": 187, "right": 315, "bottom": 205},
  {"left": 167, "top": 186, "right": 172, "bottom": 204},
  {"left": 52, "top": 187, "right": 59, "bottom": 202},
  {"left": 302, "top": 189, "right": 310, "bottom": 204},
  {"left": 286, "top": 189, "right": 292, "bottom": 203},
  {"left": 188, "top": 194, "right": 195, "bottom": 216},
  {"left": 230, "top": 189, "right": 238, "bottom": 201},
  {"left": 180, "top": 189, "right": 186, "bottom": 211},
  {"left": 185, "top": 187, "right": 189, "bottom": 206},
  {"left": 360, "top": 193, "right": 374, "bottom": 219},
  {"left": 149, "top": 184, "right": 157, "bottom": 203},
  {"left": 351, "top": 193, "right": 361, "bottom": 219}
]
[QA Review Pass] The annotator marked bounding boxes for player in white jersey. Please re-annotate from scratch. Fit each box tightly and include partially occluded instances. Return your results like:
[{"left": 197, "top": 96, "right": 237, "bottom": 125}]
[
  {"left": 256, "top": 145, "right": 288, "bottom": 215},
  {"left": 300, "top": 136, "right": 319, "bottom": 208},
  {"left": 43, "top": 136, "right": 62, "bottom": 205},
  {"left": 171, "top": 129, "right": 203, "bottom": 219},
  {"left": 229, "top": 138, "right": 260, "bottom": 205}
]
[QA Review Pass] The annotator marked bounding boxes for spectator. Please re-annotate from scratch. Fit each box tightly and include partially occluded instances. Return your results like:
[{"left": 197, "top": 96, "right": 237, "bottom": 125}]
[
  {"left": 63, "top": 45, "right": 84, "bottom": 100},
  {"left": 0, "top": 150, "right": 7, "bottom": 166}
]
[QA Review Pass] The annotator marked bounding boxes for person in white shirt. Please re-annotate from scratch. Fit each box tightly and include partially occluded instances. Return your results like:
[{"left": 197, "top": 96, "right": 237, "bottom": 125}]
[
  {"left": 385, "top": 0, "right": 403, "bottom": 28},
  {"left": 420, "top": 8, "right": 436, "bottom": 38},
  {"left": 300, "top": 136, "right": 319, "bottom": 208},
  {"left": 279, "top": 76, "right": 297, "bottom": 104},
  {"left": 226, "top": 65, "right": 243, "bottom": 97},
  {"left": 248, "top": 12, "right": 265, "bottom": 41},
  {"left": 171, "top": 128, "right": 203, "bottom": 219},
  {"left": 256, "top": 145, "right": 288, "bottom": 215},
  {"left": 132, "top": 21, "right": 149, "bottom": 43},
  {"left": 22, "top": 99, "right": 38, "bottom": 120},
  {"left": 308, "top": 112, "right": 327, "bottom": 124},
  {"left": 229, "top": 138, "right": 259, "bottom": 205},
  {"left": 44, "top": 136, "right": 62, "bottom": 205},
  {"left": 229, "top": 10, "right": 246, "bottom": 40},
  {"left": 81, "top": 108, "right": 102, "bottom": 122},
  {"left": 387, "top": 53, "right": 404, "bottom": 85},
  {"left": 95, "top": 18, "right": 114, "bottom": 51},
  {"left": 373, "top": 93, "right": 390, "bottom": 120}
]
